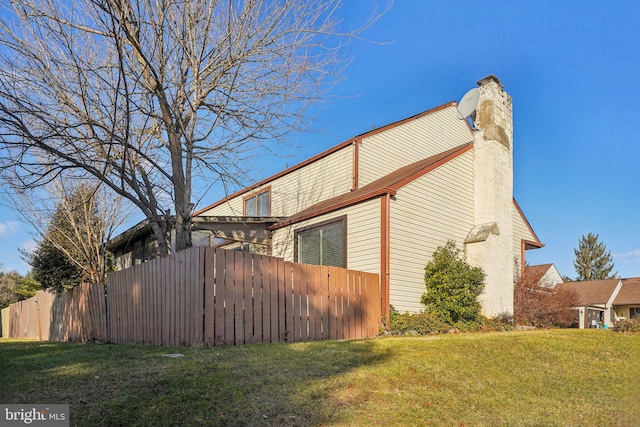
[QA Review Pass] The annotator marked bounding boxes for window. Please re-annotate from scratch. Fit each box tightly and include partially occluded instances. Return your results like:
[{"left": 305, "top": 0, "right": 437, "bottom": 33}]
[
  {"left": 630, "top": 307, "right": 640, "bottom": 319},
  {"left": 295, "top": 217, "right": 346, "bottom": 267},
  {"left": 244, "top": 189, "right": 270, "bottom": 216}
]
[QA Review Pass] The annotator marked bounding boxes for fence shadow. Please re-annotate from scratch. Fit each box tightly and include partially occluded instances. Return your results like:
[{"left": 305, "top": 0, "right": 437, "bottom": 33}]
[{"left": 0, "top": 338, "right": 393, "bottom": 426}]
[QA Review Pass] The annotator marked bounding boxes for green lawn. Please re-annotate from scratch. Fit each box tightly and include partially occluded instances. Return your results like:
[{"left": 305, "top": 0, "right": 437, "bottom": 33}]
[{"left": 1, "top": 330, "right": 638, "bottom": 426}]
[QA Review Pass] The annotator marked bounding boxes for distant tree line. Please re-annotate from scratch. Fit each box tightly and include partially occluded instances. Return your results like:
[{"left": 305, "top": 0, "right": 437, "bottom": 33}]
[{"left": 0, "top": 265, "right": 39, "bottom": 309}]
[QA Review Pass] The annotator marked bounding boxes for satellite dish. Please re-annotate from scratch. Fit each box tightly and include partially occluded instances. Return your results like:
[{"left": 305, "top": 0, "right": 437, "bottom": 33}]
[{"left": 456, "top": 87, "right": 480, "bottom": 120}]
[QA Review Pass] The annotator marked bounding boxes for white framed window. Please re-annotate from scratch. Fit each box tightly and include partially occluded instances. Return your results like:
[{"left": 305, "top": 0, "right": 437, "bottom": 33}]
[{"left": 295, "top": 217, "right": 346, "bottom": 268}]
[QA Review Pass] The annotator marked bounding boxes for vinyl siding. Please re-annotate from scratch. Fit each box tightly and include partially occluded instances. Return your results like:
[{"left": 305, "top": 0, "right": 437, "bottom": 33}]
[
  {"left": 358, "top": 107, "right": 472, "bottom": 187},
  {"left": 513, "top": 205, "right": 538, "bottom": 275},
  {"left": 270, "top": 147, "right": 352, "bottom": 217},
  {"left": 199, "top": 107, "right": 470, "bottom": 219},
  {"left": 203, "top": 199, "right": 242, "bottom": 216},
  {"left": 389, "top": 150, "right": 475, "bottom": 313},
  {"left": 199, "top": 145, "right": 352, "bottom": 217},
  {"left": 271, "top": 198, "right": 381, "bottom": 274},
  {"left": 344, "top": 199, "right": 381, "bottom": 273}
]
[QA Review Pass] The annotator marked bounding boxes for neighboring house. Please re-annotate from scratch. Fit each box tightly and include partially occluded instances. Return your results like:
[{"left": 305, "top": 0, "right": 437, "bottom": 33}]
[
  {"left": 556, "top": 279, "right": 623, "bottom": 329},
  {"left": 612, "top": 277, "right": 640, "bottom": 321},
  {"left": 523, "top": 264, "right": 563, "bottom": 289},
  {"left": 189, "top": 75, "right": 543, "bottom": 317}
]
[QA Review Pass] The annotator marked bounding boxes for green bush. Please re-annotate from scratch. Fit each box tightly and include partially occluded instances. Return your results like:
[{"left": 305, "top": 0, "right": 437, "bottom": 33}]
[
  {"left": 612, "top": 317, "right": 640, "bottom": 333},
  {"left": 421, "top": 241, "right": 485, "bottom": 324}
]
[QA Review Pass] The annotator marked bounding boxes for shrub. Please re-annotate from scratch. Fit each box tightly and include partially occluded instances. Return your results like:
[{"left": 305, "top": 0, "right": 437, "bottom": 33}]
[
  {"left": 514, "top": 280, "right": 580, "bottom": 328},
  {"left": 612, "top": 317, "right": 640, "bottom": 333},
  {"left": 479, "top": 313, "right": 515, "bottom": 332},
  {"left": 421, "top": 241, "right": 485, "bottom": 324},
  {"left": 385, "top": 306, "right": 514, "bottom": 336},
  {"left": 385, "top": 306, "right": 450, "bottom": 335}
]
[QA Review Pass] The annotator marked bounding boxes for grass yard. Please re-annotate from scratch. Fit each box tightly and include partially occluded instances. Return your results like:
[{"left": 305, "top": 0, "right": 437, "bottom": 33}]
[{"left": 1, "top": 330, "right": 638, "bottom": 426}]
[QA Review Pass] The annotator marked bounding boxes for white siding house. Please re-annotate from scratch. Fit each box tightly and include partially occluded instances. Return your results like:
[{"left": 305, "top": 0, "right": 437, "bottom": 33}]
[
  {"left": 357, "top": 107, "right": 472, "bottom": 187},
  {"left": 114, "top": 75, "right": 544, "bottom": 318},
  {"left": 388, "top": 150, "right": 475, "bottom": 313}
]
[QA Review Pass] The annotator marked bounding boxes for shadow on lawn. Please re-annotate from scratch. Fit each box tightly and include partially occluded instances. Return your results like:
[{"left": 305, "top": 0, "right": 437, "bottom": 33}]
[
  {"left": 0, "top": 338, "right": 391, "bottom": 426},
  {"left": 1, "top": 272, "right": 389, "bottom": 426}
]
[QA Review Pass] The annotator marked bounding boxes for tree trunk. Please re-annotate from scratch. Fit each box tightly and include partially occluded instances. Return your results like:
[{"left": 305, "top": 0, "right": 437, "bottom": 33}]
[{"left": 149, "top": 216, "right": 170, "bottom": 256}]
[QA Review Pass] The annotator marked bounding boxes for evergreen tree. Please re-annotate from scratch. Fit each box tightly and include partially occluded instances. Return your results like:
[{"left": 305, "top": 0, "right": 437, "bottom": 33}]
[
  {"left": 27, "top": 238, "right": 84, "bottom": 294},
  {"left": 421, "top": 241, "right": 486, "bottom": 324},
  {"left": 573, "top": 233, "right": 617, "bottom": 281}
]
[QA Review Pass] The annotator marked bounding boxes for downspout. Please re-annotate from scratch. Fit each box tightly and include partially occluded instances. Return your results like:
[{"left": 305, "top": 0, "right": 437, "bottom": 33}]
[
  {"left": 381, "top": 193, "right": 391, "bottom": 330},
  {"left": 521, "top": 240, "right": 526, "bottom": 281},
  {"left": 351, "top": 139, "right": 360, "bottom": 191}
]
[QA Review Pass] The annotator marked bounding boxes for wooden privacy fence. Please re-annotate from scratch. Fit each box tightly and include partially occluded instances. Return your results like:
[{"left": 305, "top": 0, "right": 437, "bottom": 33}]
[
  {"left": 2, "top": 284, "right": 107, "bottom": 341},
  {"left": 3, "top": 247, "right": 381, "bottom": 346},
  {"left": 108, "top": 247, "right": 381, "bottom": 345}
]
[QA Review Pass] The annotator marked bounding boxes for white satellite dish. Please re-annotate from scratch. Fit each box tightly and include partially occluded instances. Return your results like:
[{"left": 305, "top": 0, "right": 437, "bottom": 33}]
[{"left": 456, "top": 87, "right": 480, "bottom": 120}]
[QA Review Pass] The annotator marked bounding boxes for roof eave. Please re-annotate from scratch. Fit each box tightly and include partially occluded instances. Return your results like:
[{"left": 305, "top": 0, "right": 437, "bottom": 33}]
[
  {"left": 523, "top": 239, "right": 545, "bottom": 250},
  {"left": 105, "top": 219, "right": 152, "bottom": 252},
  {"left": 268, "top": 141, "right": 472, "bottom": 231},
  {"left": 514, "top": 199, "right": 543, "bottom": 246},
  {"left": 269, "top": 188, "right": 395, "bottom": 231}
]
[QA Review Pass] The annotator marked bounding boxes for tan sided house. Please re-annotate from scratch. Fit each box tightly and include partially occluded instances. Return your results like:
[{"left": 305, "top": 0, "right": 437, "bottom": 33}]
[
  {"left": 556, "top": 279, "right": 623, "bottom": 328},
  {"left": 553, "top": 277, "right": 640, "bottom": 328},
  {"left": 613, "top": 277, "right": 640, "bottom": 321},
  {"left": 175, "top": 75, "right": 543, "bottom": 319}
]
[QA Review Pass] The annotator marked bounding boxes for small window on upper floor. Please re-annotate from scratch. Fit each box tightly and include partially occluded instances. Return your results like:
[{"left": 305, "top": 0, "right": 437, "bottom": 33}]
[{"left": 244, "top": 189, "right": 270, "bottom": 216}]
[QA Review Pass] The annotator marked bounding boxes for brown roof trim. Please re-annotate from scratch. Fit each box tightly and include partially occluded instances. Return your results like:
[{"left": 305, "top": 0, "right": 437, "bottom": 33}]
[
  {"left": 523, "top": 239, "right": 545, "bottom": 250},
  {"left": 269, "top": 188, "right": 391, "bottom": 230},
  {"left": 514, "top": 199, "right": 542, "bottom": 245},
  {"left": 351, "top": 101, "right": 456, "bottom": 141},
  {"left": 194, "top": 101, "right": 458, "bottom": 216},
  {"left": 269, "top": 142, "right": 472, "bottom": 230},
  {"left": 389, "top": 142, "right": 472, "bottom": 191},
  {"left": 193, "top": 141, "right": 354, "bottom": 215}
]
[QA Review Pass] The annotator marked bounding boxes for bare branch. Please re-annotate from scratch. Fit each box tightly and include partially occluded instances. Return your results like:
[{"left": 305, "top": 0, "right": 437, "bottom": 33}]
[{"left": 0, "top": 0, "right": 381, "bottom": 254}]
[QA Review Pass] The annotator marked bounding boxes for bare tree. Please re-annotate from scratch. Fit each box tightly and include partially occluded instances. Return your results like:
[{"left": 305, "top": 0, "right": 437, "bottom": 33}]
[
  {"left": 0, "top": 0, "right": 378, "bottom": 255},
  {"left": 6, "top": 179, "right": 129, "bottom": 284}
]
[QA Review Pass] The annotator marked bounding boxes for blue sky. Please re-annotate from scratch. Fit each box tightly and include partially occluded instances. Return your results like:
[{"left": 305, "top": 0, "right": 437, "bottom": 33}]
[{"left": 1, "top": 1, "right": 639, "bottom": 279}]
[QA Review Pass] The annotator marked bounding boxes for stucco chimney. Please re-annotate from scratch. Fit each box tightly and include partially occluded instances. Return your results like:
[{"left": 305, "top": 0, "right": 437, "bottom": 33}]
[{"left": 465, "top": 75, "right": 515, "bottom": 316}]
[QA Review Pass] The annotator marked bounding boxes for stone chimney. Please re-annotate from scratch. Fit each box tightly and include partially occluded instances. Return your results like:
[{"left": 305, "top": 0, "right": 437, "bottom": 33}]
[{"left": 465, "top": 75, "right": 515, "bottom": 316}]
